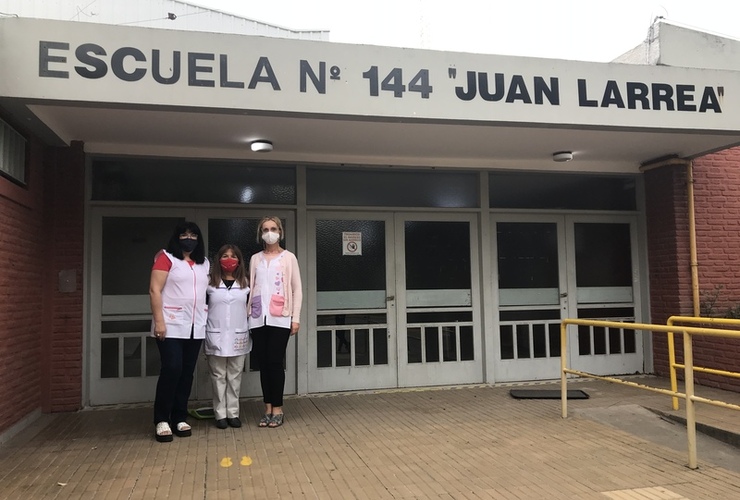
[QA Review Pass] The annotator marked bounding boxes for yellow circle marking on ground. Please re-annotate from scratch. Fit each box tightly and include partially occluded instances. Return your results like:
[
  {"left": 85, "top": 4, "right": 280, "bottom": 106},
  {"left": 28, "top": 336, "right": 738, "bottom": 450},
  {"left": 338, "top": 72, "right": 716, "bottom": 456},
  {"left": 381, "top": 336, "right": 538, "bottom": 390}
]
[
  {"left": 241, "top": 456, "right": 252, "bottom": 466},
  {"left": 220, "top": 457, "right": 233, "bottom": 468}
]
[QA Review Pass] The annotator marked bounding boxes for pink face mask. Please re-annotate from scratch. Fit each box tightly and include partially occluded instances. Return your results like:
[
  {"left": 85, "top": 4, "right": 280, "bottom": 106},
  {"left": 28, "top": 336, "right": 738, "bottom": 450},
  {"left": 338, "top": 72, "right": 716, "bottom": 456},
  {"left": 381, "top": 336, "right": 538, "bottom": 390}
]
[{"left": 220, "top": 257, "right": 239, "bottom": 273}]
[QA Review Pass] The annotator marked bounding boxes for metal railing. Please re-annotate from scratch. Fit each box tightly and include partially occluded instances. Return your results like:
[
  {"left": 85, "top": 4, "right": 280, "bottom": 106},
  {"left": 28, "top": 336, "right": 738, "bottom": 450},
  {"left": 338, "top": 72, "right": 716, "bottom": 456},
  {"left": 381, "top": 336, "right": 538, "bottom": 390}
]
[
  {"left": 667, "top": 316, "right": 740, "bottom": 410},
  {"left": 560, "top": 318, "right": 740, "bottom": 469}
]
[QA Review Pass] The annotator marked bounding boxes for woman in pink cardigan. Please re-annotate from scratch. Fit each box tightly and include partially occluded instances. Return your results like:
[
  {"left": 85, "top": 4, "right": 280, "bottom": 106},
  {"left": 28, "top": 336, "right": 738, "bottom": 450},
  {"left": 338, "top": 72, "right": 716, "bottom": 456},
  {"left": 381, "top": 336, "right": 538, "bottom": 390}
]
[{"left": 247, "top": 216, "right": 302, "bottom": 428}]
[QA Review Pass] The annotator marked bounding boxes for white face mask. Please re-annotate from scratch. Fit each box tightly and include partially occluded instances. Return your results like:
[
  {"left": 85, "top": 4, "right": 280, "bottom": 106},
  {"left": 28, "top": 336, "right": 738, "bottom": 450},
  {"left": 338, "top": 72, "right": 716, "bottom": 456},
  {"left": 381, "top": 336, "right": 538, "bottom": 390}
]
[{"left": 262, "top": 231, "right": 280, "bottom": 245}]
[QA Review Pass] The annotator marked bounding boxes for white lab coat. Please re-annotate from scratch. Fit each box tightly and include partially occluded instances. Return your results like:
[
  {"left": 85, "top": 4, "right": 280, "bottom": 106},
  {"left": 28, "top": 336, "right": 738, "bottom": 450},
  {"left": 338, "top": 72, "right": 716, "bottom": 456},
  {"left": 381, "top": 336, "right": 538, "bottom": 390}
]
[
  {"left": 205, "top": 281, "right": 251, "bottom": 357},
  {"left": 153, "top": 251, "right": 210, "bottom": 340}
]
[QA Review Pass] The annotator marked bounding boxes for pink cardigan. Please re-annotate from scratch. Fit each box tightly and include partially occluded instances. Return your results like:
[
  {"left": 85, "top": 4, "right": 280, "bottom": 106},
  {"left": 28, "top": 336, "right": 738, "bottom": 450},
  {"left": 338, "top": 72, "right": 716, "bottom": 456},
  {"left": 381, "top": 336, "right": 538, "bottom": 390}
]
[{"left": 247, "top": 250, "right": 303, "bottom": 324}]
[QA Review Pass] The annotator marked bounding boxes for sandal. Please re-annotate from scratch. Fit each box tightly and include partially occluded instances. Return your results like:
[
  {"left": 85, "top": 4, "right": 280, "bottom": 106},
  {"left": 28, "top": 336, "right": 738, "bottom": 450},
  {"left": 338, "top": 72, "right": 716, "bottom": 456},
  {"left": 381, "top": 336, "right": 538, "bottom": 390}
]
[
  {"left": 258, "top": 414, "right": 272, "bottom": 428},
  {"left": 155, "top": 421, "right": 173, "bottom": 442},
  {"left": 268, "top": 413, "right": 284, "bottom": 428},
  {"left": 173, "top": 421, "right": 192, "bottom": 437}
]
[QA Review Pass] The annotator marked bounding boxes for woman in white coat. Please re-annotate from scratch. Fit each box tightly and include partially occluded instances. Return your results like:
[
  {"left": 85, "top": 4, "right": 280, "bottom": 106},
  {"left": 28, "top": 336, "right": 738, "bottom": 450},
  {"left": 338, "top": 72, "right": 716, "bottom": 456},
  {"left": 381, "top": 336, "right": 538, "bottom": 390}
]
[{"left": 205, "top": 244, "right": 251, "bottom": 429}]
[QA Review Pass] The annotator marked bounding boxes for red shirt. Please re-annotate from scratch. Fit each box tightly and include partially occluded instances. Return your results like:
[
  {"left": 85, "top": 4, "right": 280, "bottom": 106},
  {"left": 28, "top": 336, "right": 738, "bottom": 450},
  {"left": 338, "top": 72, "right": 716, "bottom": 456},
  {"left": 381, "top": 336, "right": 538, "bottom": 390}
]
[{"left": 152, "top": 250, "right": 195, "bottom": 271}]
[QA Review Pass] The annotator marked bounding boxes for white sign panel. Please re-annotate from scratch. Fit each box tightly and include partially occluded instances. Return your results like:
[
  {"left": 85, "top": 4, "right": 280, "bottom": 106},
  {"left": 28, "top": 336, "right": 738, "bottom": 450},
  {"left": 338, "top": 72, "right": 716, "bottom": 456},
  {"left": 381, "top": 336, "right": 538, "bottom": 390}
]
[
  {"left": 1, "top": 18, "right": 739, "bottom": 131},
  {"left": 342, "top": 232, "right": 362, "bottom": 256}
]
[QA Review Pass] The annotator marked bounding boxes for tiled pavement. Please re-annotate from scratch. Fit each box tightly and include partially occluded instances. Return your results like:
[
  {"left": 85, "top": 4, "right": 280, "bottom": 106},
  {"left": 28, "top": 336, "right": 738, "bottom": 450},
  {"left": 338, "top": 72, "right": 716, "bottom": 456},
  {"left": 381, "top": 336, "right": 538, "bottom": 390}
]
[{"left": 2, "top": 376, "right": 740, "bottom": 499}]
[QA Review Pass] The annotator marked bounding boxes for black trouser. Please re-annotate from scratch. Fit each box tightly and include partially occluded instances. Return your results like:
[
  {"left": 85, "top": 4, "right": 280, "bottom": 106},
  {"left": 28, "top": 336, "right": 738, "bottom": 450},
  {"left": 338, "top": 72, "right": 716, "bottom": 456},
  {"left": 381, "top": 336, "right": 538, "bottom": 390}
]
[
  {"left": 250, "top": 325, "right": 291, "bottom": 407},
  {"left": 153, "top": 337, "right": 203, "bottom": 425}
]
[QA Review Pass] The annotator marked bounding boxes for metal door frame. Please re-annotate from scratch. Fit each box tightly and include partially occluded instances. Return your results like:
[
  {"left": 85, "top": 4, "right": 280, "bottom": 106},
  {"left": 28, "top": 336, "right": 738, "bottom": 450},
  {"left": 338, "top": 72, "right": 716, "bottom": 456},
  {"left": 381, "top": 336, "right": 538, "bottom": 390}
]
[
  {"left": 490, "top": 212, "right": 644, "bottom": 382},
  {"left": 395, "top": 212, "right": 483, "bottom": 387},
  {"left": 306, "top": 211, "right": 397, "bottom": 393}
]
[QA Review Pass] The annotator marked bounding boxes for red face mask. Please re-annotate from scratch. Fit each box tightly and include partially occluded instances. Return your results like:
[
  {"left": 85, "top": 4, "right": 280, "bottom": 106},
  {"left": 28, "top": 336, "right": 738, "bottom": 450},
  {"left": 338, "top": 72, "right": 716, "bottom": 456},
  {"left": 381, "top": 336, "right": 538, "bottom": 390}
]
[{"left": 220, "top": 257, "right": 239, "bottom": 273}]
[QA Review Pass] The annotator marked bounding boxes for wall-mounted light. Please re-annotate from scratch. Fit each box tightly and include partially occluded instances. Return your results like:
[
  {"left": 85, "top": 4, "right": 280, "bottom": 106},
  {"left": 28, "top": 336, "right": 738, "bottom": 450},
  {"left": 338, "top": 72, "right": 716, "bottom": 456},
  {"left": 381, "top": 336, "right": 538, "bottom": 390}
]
[
  {"left": 251, "top": 140, "right": 273, "bottom": 152},
  {"left": 552, "top": 151, "right": 573, "bottom": 162}
]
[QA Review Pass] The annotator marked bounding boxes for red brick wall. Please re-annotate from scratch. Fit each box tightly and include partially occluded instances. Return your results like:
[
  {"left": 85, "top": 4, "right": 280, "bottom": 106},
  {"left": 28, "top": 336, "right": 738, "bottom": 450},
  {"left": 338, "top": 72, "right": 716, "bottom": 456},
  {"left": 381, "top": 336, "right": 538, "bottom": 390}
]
[
  {"left": 0, "top": 136, "right": 85, "bottom": 433},
  {"left": 645, "top": 149, "right": 740, "bottom": 392},
  {"left": 0, "top": 138, "right": 45, "bottom": 431},
  {"left": 691, "top": 149, "right": 740, "bottom": 391},
  {"left": 44, "top": 142, "right": 85, "bottom": 412},
  {"left": 644, "top": 163, "right": 693, "bottom": 375}
]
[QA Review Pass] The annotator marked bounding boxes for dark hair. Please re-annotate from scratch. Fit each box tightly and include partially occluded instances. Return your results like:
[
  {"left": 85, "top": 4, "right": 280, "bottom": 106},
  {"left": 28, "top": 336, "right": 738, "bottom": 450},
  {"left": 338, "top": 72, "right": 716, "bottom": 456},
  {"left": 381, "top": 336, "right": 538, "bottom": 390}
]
[
  {"left": 209, "top": 244, "right": 248, "bottom": 288},
  {"left": 165, "top": 221, "right": 206, "bottom": 264}
]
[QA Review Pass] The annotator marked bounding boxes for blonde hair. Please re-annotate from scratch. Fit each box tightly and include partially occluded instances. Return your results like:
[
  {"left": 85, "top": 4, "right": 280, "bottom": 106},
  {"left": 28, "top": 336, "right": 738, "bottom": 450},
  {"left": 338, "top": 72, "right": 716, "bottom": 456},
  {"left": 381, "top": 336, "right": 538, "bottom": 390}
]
[{"left": 256, "top": 216, "right": 284, "bottom": 244}]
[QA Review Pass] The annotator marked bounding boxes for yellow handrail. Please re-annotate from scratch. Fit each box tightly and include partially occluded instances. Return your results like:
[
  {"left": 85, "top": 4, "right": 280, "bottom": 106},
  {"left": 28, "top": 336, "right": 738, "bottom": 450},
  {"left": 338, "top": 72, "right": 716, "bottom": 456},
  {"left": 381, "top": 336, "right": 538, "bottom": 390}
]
[
  {"left": 560, "top": 317, "right": 740, "bottom": 470},
  {"left": 667, "top": 315, "right": 740, "bottom": 410}
]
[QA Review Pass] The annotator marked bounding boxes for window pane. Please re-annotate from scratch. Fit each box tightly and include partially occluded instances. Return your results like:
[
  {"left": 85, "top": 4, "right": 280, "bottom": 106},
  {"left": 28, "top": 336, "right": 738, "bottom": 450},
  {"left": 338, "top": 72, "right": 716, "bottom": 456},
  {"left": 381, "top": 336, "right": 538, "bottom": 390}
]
[
  {"left": 102, "top": 320, "right": 151, "bottom": 334},
  {"left": 407, "top": 327, "right": 422, "bottom": 363},
  {"left": 123, "top": 337, "right": 142, "bottom": 378},
  {"left": 336, "top": 329, "right": 351, "bottom": 367},
  {"left": 101, "top": 338, "right": 118, "bottom": 378},
  {"left": 406, "top": 221, "right": 470, "bottom": 290},
  {"left": 578, "top": 325, "right": 591, "bottom": 355},
  {"left": 624, "top": 329, "right": 637, "bottom": 354},
  {"left": 575, "top": 223, "right": 632, "bottom": 287},
  {"left": 594, "top": 326, "right": 607, "bottom": 355},
  {"left": 425, "top": 326, "right": 439, "bottom": 362},
  {"left": 609, "top": 328, "right": 622, "bottom": 354},
  {"left": 308, "top": 167, "right": 478, "bottom": 207},
  {"left": 92, "top": 159, "right": 295, "bottom": 204},
  {"left": 0, "top": 117, "right": 27, "bottom": 185},
  {"left": 103, "top": 217, "right": 183, "bottom": 295},
  {"left": 497, "top": 223, "right": 559, "bottom": 291},
  {"left": 145, "top": 337, "right": 160, "bottom": 377},
  {"left": 548, "top": 324, "right": 561, "bottom": 357},
  {"left": 208, "top": 218, "right": 264, "bottom": 264},
  {"left": 533, "top": 324, "right": 547, "bottom": 358},
  {"left": 500, "top": 326, "right": 514, "bottom": 360},
  {"left": 490, "top": 172, "right": 636, "bottom": 210},
  {"left": 317, "top": 331, "right": 333, "bottom": 368},
  {"left": 442, "top": 326, "right": 457, "bottom": 362},
  {"left": 316, "top": 220, "right": 386, "bottom": 309},
  {"left": 373, "top": 329, "right": 388, "bottom": 365},
  {"left": 460, "top": 326, "right": 474, "bottom": 361},
  {"left": 355, "top": 329, "right": 370, "bottom": 366},
  {"left": 516, "top": 324, "right": 530, "bottom": 359}
]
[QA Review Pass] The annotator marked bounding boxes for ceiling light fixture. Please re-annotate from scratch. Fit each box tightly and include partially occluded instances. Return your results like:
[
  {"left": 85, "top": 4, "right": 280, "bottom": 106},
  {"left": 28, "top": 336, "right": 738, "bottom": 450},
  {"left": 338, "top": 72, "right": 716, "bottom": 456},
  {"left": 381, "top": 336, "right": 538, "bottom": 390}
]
[
  {"left": 552, "top": 151, "right": 573, "bottom": 162},
  {"left": 250, "top": 140, "right": 273, "bottom": 153}
]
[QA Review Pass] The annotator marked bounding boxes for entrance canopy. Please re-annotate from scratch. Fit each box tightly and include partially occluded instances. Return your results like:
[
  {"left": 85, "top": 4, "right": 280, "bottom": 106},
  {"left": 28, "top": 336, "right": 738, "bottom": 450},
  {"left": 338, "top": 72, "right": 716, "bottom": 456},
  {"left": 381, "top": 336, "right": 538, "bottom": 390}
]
[{"left": 2, "top": 17, "right": 740, "bottom": 173}]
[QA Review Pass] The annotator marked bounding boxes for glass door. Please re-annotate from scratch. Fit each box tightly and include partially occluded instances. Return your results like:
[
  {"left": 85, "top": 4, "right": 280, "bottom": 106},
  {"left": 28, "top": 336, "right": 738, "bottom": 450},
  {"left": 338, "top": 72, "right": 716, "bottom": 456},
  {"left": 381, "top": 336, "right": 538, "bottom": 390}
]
[
  {"left": 397, "top": 214, "right": 482, "bottom": 387},
  {"left": 566, "top": 216, "right": 643, "bottom": 375},
  {"left": 89, "top": 208, "right": 194, "bottom": 405},
  {"left": 307, "top": 213, "right": 397, "bottom": 392},
  {"left": 491, "top": 214, "right": 643, "bottom": 383},
  {"left": 492, "top": 215, "right": 568, "bottom": 382}
]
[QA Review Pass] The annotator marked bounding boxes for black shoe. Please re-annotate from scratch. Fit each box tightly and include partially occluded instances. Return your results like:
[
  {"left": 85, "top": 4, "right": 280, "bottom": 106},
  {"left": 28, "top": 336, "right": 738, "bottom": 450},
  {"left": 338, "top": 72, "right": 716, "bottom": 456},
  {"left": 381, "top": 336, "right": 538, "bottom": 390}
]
[
  {"left": 215, "top": 418, "right": 228, "bottom": 429},
  {"left": 227, "top": 417, "right": 242, "bottom": 428}
]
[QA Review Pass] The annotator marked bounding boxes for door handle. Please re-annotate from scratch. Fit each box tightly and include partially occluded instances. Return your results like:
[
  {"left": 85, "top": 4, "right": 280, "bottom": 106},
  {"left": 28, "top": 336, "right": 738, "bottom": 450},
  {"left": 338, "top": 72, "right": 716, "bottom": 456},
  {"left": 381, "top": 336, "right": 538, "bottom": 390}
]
[
  {"left": 560, "top": 292, "right": 568, "bottom": 298},
  {"left": 386, "top": 295, "right": 395, "bottom": 301}
]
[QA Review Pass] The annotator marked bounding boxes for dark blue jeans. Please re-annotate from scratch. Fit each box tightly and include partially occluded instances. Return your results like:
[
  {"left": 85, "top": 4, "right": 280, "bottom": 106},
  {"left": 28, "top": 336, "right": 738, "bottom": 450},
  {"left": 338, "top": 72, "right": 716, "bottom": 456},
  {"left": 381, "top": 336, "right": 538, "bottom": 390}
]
[
  {"left": 250, "top": 326, "right": 291, "bottom": 407},
  {"left": 153, "top": 337, "right": 203, "bottom": 425}
]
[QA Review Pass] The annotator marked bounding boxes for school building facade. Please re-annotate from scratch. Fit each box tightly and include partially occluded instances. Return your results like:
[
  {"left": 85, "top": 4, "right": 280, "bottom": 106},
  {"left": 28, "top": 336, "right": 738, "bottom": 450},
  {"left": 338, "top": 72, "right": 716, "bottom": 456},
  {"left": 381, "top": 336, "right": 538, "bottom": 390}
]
[{"left": 2, "top": 13, "right": 740, "bottom": 435}]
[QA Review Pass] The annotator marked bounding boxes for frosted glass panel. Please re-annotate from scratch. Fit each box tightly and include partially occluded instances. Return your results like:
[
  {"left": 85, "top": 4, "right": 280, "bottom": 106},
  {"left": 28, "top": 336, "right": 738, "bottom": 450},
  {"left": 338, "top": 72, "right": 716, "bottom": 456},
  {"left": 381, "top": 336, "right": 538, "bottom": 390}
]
[
  {"left": 490, "top": 172, "right": 636, "bottom": 210},
  {"left": 307, "top": 167, "right": 478, "bottom": 207},
  {"left": 497, "top": 222, "right": 558, "bottom": 292},
  {"left": 316, "top": 220, "right": 386, "bottom": 307},
  {"left": 405, "top": 221, "right": 470, "bottom": 290},
  {"left": 207, "top": 218, "right": 264, "bottom": 264},
  {"left": 92, "top": 159, "right": 295, "bottom": 204},
  {"left": 575, "top": 223, "right": 632, "bottom": 287},
  {"left": 102, "top": 217, "right": 183, "bottom": 295}
]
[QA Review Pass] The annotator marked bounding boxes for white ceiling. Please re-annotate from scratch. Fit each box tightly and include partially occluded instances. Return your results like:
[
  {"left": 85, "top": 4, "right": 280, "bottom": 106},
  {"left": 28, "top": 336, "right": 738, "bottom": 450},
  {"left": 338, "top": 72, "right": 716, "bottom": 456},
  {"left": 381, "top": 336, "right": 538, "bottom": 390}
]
[{"left": 14, "top": 102, "right": 740, "bottom": 173}]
